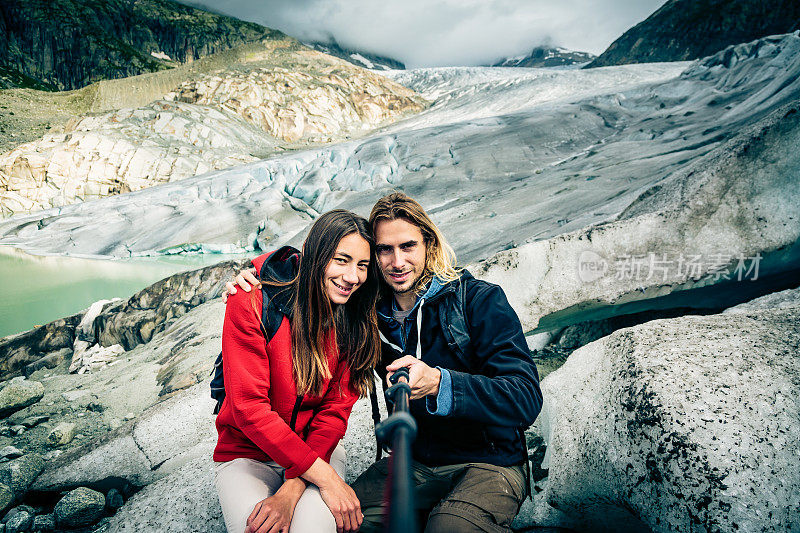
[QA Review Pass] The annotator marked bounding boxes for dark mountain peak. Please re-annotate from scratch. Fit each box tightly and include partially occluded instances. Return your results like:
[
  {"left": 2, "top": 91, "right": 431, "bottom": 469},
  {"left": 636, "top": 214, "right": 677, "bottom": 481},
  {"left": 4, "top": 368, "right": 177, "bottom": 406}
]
[
  {"left": 0, "top": 0, "right": 286, "bottom": 91},
  {"left": 587, "top": 0, "right": 800, "bottom": 68},
  {"left": 492, "top": 46, "right": 595, "bottom": 68}
]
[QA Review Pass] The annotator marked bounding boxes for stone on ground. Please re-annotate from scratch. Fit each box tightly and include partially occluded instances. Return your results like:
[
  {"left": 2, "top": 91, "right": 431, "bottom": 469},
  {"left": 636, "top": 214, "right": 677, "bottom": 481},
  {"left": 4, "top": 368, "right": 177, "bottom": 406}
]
[
  {"left": 0, "top": 454, "right": 44, "bottom": 496},
  {"left": 54, "top": 487, "right": 106, "bottom": 528},
  {"left": 0, "top": 380, "right": 44, "bottom": 418}
]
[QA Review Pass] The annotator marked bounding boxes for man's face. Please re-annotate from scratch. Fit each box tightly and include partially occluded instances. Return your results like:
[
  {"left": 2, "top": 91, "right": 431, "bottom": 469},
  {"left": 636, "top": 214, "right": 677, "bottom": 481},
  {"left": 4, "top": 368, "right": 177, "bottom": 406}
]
[{"left": 374, "top": 218, "right": 427, "bottom": 295}]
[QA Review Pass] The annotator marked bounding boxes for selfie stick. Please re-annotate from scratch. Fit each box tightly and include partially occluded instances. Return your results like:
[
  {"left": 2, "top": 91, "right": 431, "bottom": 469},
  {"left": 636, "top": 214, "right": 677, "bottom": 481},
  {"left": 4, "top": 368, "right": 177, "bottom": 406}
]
[{"left": 375, "top": 367, "right": 418, "bottom": 533}]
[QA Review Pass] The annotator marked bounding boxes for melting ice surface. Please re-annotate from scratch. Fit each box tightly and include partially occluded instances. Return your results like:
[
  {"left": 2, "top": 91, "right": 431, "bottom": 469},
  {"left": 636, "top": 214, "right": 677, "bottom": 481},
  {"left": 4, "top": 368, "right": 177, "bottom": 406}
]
[{"left": 1, "top": 33, "right": 799, "bottom": 266}]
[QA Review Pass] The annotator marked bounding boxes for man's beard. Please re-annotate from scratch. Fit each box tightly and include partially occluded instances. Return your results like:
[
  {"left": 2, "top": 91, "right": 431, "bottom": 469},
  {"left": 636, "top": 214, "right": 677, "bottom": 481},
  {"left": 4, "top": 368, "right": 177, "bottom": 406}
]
[{"left": 388, "top": 269, "right": 430, "bottom": 295}]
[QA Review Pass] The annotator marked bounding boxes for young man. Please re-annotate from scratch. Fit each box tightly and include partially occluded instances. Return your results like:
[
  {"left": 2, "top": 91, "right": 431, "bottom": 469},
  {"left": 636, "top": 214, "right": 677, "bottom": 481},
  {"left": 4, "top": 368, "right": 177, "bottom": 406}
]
[
  {"left": 226, "top": 192, "right": 542, "bottom": 532},
  {"left": 354, "top": 192, "right": 541, "bottom": 532}
]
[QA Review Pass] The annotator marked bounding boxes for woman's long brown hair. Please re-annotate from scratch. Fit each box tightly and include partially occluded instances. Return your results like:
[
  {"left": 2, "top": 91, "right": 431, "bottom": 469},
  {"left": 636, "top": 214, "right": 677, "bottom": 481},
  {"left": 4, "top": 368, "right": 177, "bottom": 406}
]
[{"left": 262, "top": 210, "right": 380, "bottom": 398}]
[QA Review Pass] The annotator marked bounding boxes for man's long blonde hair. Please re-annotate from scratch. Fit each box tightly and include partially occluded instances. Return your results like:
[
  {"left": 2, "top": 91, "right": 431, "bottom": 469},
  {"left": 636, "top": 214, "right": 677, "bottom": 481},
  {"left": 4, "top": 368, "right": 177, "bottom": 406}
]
[{"left": 369, "top": 192, "right": 461, "bottom": 292}]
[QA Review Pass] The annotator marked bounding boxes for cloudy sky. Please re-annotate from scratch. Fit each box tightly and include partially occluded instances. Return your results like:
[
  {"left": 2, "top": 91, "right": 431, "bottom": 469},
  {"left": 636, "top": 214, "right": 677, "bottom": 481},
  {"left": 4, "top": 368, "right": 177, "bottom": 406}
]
[{"left": 183, "top": 0, "right": 666, "bottom": 68}]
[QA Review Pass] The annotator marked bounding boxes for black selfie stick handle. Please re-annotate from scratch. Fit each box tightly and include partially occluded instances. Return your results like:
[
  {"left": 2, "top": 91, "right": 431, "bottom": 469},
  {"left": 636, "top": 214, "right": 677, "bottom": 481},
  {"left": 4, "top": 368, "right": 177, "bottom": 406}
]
[{"left": 375, "top": 367, "right": 417, "bottom": 533}]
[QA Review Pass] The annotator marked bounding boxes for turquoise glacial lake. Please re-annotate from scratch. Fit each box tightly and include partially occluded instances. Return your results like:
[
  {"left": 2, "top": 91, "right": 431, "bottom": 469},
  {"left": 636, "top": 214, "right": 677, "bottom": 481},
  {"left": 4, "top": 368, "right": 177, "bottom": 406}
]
[{"left": 0, "top": 247, "right": 247, "bottom": 339}]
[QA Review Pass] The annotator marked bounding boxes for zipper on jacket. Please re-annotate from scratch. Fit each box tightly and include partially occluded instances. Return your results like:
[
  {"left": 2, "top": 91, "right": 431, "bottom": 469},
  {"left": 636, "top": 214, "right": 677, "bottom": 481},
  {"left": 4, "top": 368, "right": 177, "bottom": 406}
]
[{"left": 289, "top": 395, "right": 303, "bottom": 432}]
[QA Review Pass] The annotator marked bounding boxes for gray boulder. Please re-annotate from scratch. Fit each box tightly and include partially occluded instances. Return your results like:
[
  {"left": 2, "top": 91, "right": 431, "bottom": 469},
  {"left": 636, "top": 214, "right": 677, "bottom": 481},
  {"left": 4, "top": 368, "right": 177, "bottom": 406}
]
[
  {"left": 0, "top": 484, "right": 12, "bottom": 514},
  {"left": 54, "top": 487, "right": 105, "bottom": 528},
  {"left": 101, "top": 391, "right": 382, "bottom": 532},
  {"left": 31, "top": 514, "right": 54, "bottom": 531},
  {"left": 0, "top": 455, "right": 44, "bottom": 496},
  {"left": 5, "top": 510, "right": 32, "bottom": 533},
  {"left": 0, "top": 380, "right": 44, "bottom": 419},
  {"left": 522, "top": 306, "right": 800, "bottom": 532},
  {"left": 0, "top": 315, "right": 81, "bottom": 379},
  {"left": 104, "top": 455, "right": 223, "bottom": 532}
]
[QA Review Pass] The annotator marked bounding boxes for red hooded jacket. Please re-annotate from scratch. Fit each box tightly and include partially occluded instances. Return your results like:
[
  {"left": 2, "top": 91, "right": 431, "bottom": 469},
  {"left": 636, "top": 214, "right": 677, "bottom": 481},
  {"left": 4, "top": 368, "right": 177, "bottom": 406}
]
[{"left": 213, "top": 251, "right": 359, "bottom": 478}]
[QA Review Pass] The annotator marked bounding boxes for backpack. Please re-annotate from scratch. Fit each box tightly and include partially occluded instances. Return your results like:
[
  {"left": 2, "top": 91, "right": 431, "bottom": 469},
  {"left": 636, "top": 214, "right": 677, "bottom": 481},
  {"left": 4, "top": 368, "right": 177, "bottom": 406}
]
[{"left": 210, "top": 283, "right": 287, "bottom": 415}]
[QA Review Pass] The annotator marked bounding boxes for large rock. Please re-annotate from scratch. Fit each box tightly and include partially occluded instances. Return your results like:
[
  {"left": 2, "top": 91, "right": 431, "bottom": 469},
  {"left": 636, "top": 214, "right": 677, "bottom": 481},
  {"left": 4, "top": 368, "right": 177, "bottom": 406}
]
[
  {"left": 0, "top": 316, "right": 81, "bottom": 378},
  {"left": 94, "top": 260, "right": 245, "bottom": 351},
  {"left": 0, "top": 379, "right": 44, "bottom": 418},
  {"left": 53, "top": 487, "right": 106, "bottom": 528},
  {"left": 723, "top": 286, "right": 800, "bottom": 314},
  {"left": 0, "top": 454, "right": 45, "bottom": 496},
  {"left": 5, "top": 509, "right": 33, "bottom": 533},
  {"left": 103, "top": 393, "right": 381, "bottom": 533},
  {"left": 33, "top": 302, "right": 224, "bottom": 492},
  {"left": 103, "top": 455, "right": 223, "bottom": 532},
  {"left": 523, "top": 305, "right": 800, "bottom": 531}
]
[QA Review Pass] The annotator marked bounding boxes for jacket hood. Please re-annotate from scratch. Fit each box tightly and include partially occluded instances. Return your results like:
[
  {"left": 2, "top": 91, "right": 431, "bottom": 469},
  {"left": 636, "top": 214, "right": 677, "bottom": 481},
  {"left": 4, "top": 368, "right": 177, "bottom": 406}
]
[
  {"left": 251, "top": 246, "right": 301, "bottom": 317},
  {"left": 256, "top": 246, "right": 301, "bottom": 284}
]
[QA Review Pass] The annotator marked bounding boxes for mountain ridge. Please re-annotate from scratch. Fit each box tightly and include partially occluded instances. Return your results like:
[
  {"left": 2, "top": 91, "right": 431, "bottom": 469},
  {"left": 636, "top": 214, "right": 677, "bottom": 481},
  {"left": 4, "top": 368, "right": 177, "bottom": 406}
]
[
  {"left": 0, "top": 0, "right": 284, "bottom": 91},
  {"left": 588, "top": 0, "right": 800, "bottom": 67},
  {"left": 491, "top": 46, "right": 595, "bottom": 68},
  {"left": 306, "top": 39, "right": 405, "bottom": 70}
]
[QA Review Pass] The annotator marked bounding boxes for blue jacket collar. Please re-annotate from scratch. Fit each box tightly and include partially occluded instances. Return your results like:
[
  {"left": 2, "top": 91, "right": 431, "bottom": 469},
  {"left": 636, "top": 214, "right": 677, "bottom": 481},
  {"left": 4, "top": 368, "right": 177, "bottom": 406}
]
[{"left": 377, "top": 275, "right": 449, "bottom": 323}]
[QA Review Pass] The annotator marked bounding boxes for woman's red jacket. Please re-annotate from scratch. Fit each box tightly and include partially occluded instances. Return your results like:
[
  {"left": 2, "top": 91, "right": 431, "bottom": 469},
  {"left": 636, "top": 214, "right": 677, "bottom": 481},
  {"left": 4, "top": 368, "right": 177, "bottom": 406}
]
[{"left": 213, "top": 252, "right": 358, "bottom": 478}]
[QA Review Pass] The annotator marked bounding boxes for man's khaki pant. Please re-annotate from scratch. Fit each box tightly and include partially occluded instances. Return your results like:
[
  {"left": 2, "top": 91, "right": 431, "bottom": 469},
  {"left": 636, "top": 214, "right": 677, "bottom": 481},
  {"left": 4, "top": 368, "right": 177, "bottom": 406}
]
[{"left": 352, "top": 457, "right": 526, "bottom": 533}]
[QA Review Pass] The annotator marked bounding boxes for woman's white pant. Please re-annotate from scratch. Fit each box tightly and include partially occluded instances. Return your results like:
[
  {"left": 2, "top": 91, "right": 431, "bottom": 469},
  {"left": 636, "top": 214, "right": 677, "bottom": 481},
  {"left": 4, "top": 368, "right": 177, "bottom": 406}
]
[{"left": 215, "top": 445, "right": 345, "bottom": 533}]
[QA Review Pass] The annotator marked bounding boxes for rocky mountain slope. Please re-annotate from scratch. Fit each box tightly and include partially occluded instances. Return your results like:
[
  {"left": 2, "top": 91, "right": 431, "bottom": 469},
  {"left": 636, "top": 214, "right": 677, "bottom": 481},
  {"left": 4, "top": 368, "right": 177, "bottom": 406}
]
[
  {"left": 492, "top": 46, "right": 595, "bottom": 68},
  {"left": 0, "top": 0, "right": 276, "bottom": 91},
  {"left": 588, "top": 0, "right": 800, "bottom": 67},
  {"left": 0, "top": 39, "right": 427, "bottom": 217},
  {"left": 307, "top": 40, "right": 406, "bottom": 70}
]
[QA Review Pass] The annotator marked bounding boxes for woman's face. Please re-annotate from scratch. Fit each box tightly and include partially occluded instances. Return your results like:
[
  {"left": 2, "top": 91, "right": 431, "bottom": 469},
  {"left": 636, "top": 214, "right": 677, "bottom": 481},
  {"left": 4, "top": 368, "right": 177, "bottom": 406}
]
[{"left": 324, "top": 232, "right": 371, "bottom": 305}]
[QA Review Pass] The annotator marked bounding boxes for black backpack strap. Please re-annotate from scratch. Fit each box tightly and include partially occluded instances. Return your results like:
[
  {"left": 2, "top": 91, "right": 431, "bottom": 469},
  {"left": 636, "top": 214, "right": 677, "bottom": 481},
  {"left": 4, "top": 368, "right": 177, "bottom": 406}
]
[
  {"left": 369, "top": 385, "right": 383, "bottom": 461},
  {"left": 439, "top": 275, "right": 472, "bottom": 364},
  {"left": 211, "top": 351, "right": 225, "bottom": 414},
  {"left": 517, "top": 427, "right": 532, "bottom": 500},
  {"left": 210, "top": 281, "right": 290, "bottom": 415}
]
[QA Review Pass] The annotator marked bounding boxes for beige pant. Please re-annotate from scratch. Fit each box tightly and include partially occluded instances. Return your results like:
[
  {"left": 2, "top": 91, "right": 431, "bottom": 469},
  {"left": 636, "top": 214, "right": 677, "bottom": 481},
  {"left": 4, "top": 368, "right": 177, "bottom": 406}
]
[{"left": 215, "top": 445, "right": 345, "bottom": 533}]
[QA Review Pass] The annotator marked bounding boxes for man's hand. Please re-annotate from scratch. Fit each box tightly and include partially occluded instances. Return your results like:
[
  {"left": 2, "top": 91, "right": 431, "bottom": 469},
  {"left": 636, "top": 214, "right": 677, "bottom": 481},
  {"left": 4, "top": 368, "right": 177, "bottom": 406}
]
[
  {"left": 244, "top": 477, "right": 305, "bottom": 533},
  {"left": 386, "top": 356, "right": 442, "bottom": 399},
  {"left": 222, "top": 267, "right": 260, "bottom": 303}
]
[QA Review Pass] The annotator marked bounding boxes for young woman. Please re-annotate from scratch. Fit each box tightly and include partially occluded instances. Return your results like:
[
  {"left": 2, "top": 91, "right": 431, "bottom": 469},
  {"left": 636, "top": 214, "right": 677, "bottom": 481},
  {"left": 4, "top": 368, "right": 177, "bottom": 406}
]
[{"left": 214, "top": 210, "right": 380, "bottom": 533}]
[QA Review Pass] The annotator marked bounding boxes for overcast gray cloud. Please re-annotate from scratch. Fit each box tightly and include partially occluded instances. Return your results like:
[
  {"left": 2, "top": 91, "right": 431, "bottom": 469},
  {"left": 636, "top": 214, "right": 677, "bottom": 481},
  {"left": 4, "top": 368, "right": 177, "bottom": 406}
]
[{"left": 183, "top": 0, "right": 666, "bottom": 67}]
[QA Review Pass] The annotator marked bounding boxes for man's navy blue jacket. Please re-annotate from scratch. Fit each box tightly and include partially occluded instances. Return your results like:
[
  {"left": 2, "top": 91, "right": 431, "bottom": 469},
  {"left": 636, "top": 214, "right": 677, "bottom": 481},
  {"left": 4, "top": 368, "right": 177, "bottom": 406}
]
[{"left": 377, "top": 270, "right": 543, "bottom": 467}]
